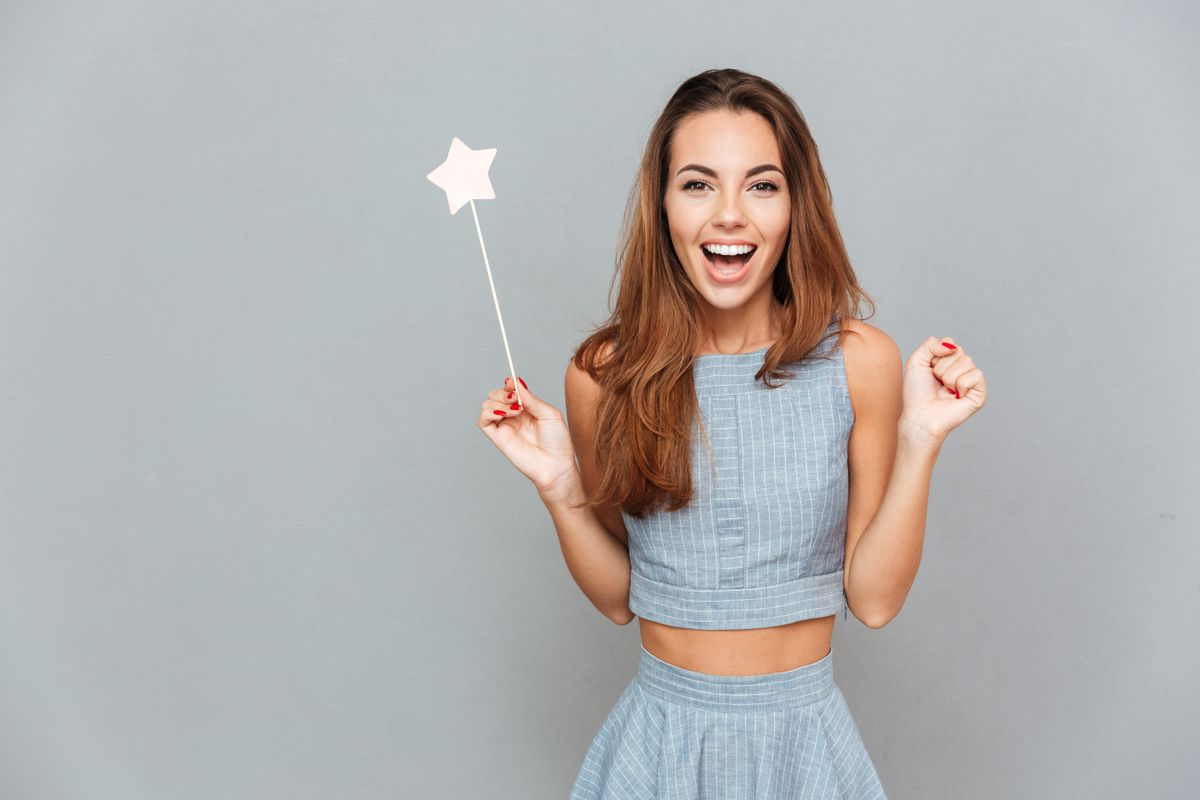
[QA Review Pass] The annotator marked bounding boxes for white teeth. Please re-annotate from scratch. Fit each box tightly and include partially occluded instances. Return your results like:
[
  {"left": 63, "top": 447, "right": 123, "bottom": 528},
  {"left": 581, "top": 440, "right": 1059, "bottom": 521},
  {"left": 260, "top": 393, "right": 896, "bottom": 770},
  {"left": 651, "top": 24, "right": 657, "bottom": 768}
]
[{"left": 703, "top": 243, "right": 755, "bottom": 256}]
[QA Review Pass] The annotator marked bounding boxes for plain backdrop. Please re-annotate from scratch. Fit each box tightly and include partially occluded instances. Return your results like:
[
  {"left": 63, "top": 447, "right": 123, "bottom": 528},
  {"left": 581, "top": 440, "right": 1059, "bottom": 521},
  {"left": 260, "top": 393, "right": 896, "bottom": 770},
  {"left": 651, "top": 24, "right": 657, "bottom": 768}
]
[{"left": 2, "top": 2, "right": 1197, "bottom": 798}]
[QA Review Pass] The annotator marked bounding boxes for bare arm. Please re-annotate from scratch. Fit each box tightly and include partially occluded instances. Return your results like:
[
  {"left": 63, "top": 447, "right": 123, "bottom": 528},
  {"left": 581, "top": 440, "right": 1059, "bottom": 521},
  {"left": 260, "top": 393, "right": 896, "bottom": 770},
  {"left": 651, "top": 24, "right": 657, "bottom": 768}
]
[
  {"left": 539, "top": 477, "right": 633, "bottom": 625},
  {"left": 539, "top": 353, "right": 633, "bottom": 625},
  {"left": 842, "top": 320, "right": 987, "bottom": 629},
  {"left": 847, "top": 431, "right": 941, "bottom": 628},
  {"left": 842, "top": 320, "right": 938, "bottom": 628}
]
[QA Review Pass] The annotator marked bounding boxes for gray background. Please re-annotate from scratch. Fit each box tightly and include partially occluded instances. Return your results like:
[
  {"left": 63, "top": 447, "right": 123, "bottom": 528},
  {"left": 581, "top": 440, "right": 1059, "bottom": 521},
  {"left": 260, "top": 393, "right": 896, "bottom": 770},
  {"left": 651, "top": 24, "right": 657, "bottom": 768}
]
[{"left": 2, "top": 1, "right": 1197, "bottom": 798}]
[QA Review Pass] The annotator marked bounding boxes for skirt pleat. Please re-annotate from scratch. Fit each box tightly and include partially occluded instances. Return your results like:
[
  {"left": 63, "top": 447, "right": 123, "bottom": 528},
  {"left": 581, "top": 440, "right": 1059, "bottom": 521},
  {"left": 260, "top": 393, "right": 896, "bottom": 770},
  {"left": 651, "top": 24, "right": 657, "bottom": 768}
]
[{"left": 569, "top": 644, "right": 886, "bottom": 800}]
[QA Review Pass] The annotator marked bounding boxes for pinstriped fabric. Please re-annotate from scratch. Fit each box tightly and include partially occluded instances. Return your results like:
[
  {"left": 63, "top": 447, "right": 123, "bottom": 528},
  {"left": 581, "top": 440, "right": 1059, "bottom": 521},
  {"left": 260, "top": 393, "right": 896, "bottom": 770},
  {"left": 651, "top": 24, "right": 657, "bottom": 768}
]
[
  {"left": 569, "top": 645, "right": 887, "bottom": 799},
  {"left": 622, "top": 315, "right": 856, "bottom": 630}
]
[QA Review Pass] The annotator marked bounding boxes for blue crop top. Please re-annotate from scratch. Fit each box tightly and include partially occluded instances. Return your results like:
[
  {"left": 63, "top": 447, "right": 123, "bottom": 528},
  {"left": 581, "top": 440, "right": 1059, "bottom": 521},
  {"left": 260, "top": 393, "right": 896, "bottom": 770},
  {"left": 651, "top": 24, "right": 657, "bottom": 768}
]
[{"left": 621, "top": 317, "right": 855, "bottom": 630}]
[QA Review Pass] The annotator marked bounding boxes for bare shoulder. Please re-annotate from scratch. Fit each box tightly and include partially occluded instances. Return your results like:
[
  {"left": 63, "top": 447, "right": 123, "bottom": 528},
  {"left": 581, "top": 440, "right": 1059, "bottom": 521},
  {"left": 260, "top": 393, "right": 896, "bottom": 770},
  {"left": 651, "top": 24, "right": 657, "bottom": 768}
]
[
  {"left": 839, "top": 318, "right": 902, "bottom": 416},
  {"left": 564, "top": 340, "right": 611, "bottom": 410}
]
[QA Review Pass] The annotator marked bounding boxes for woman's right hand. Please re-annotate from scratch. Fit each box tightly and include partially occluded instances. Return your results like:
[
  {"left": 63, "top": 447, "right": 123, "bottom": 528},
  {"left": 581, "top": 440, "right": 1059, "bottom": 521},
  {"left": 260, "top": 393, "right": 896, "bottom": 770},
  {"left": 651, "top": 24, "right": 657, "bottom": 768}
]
[{"left": 478, "top": 375, "right": 578, "bottom": 498}]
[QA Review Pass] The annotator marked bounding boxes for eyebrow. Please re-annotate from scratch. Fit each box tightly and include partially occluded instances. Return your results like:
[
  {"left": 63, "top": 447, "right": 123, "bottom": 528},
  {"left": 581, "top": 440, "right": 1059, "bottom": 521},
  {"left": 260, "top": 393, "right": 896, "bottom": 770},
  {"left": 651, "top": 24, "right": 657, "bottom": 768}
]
[{"left": 675, "top": 163, "right": 784, "bottom": 179}]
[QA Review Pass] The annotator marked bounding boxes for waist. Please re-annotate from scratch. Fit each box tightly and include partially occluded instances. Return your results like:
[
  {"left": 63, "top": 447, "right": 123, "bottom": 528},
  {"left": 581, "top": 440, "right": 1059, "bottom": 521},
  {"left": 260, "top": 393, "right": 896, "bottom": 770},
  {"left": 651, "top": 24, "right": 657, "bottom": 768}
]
[
  {"left": 638, "top": 614, "right": 836, "bottom": 676},
  {"left": 635, "top": 640, "right": 836, "bottom": 712}
]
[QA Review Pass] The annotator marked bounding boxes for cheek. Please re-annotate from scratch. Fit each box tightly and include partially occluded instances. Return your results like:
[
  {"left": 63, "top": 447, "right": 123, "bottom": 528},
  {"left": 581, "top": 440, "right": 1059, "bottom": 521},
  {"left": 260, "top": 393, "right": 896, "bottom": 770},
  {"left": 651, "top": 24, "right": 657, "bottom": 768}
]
[
  {"left": 667, "top": 229, "right": 698, "bottom": 268},
  {"left": 668, "top": 203, "right": 704, "bottom": 231},
  {"left": 758, "top": 208, "right": 791, "bottom": 248},
  {"left": 666, "top": 212, "right": 704, "bottom": 251}
]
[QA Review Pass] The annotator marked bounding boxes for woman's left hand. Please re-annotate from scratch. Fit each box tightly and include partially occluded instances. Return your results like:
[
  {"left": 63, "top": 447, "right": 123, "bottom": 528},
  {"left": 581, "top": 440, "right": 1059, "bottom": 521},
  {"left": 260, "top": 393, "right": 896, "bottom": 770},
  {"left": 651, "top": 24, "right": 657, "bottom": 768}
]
[{"left": 899, "top": 337, "right": 987, "bottom": 447}]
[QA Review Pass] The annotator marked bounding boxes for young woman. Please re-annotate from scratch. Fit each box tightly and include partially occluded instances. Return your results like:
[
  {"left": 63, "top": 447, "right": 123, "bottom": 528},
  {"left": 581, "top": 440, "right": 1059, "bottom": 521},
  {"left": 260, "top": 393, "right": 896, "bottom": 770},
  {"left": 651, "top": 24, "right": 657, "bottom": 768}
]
[{"left": 478, "top": 68, "right": 987, "bottom": 799}]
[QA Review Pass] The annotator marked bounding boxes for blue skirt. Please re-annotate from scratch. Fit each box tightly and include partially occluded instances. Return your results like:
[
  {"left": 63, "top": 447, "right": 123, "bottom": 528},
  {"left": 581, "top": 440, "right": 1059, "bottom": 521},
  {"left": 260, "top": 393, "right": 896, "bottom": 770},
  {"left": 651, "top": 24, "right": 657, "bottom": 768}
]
[{"left": 569, "top": 644, "right": 887, "bottom": 799}]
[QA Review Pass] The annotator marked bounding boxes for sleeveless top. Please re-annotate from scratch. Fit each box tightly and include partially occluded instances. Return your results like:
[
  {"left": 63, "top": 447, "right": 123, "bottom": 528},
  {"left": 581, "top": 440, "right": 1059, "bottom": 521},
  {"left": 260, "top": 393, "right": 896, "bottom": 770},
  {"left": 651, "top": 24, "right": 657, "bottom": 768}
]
[{"left": 621, "top": 316, "right": 854, "bottom": 630}]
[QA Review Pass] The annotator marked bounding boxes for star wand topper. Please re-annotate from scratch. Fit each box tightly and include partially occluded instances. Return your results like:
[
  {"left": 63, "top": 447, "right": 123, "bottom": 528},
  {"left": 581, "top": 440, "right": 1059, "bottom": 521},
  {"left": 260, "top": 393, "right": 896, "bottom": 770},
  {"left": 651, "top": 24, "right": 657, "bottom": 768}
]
[{"left": 426, "top": 137, "right": 523, "bottom": 409}]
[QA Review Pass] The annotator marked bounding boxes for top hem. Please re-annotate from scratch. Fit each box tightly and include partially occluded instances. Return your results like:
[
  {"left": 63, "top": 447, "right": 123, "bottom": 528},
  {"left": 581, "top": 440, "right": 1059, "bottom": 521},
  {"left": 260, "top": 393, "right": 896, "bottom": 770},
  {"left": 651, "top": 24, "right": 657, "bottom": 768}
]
[{"left": 628, "top": 567, "right": 846, "bottom": 630}]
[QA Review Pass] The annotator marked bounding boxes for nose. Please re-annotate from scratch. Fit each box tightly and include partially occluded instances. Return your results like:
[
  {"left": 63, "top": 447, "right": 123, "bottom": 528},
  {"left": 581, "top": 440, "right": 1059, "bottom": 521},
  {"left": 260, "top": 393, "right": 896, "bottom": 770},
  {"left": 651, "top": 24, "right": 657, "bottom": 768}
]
[{"left": 712, "top": 189, "right": 747, "bottom": 228}]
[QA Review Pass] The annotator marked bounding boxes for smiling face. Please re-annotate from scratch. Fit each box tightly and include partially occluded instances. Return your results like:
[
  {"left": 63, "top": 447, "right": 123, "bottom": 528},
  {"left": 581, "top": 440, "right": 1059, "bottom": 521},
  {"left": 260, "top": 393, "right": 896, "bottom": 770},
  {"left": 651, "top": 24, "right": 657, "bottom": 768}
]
[{"left": 663, "top": 108, "right": 791, "bottom": 346}]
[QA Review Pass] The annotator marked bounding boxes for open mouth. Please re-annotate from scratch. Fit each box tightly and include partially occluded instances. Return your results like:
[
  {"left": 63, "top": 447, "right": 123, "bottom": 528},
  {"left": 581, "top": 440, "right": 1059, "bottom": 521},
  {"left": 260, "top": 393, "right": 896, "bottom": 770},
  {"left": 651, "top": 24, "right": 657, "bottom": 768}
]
[{"left": 701, "top": 245, "right": 757, "bottom": 275}]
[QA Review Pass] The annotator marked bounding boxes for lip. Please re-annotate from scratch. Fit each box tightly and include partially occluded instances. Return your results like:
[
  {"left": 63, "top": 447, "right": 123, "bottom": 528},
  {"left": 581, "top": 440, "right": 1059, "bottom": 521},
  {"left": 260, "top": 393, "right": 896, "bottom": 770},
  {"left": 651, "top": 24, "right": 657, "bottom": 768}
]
[
  {"left": 702, "top": 245, "right": 755, "bottom": 284},
  {"left": 701, "top": 239, "right": 758, "bottom": 247}
]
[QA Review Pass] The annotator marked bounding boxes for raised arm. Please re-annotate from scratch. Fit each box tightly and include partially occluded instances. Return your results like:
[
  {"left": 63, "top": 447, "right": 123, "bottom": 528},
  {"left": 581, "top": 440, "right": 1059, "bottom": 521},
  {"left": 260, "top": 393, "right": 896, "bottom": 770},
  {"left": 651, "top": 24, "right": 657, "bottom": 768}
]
[
  {"left": 842, "top": 321, "right": 988, "bottom": 627},
  {"left": 539, "top": 351, "right": 634, "bottom": 624}
]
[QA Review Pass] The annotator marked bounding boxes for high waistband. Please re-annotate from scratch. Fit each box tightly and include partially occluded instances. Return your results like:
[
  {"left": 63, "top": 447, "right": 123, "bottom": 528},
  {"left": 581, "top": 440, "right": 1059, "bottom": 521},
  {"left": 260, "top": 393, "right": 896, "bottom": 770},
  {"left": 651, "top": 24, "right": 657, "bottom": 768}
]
[{"left": 635, "top": 644, "right": 836, "bottom": 714}]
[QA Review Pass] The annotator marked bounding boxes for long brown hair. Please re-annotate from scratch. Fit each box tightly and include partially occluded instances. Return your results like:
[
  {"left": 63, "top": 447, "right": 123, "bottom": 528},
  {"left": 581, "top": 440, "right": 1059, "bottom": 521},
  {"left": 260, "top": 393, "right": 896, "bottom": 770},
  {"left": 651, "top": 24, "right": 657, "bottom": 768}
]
[{"left": 570, "top": 68, "right": 875, "bottom": 518}]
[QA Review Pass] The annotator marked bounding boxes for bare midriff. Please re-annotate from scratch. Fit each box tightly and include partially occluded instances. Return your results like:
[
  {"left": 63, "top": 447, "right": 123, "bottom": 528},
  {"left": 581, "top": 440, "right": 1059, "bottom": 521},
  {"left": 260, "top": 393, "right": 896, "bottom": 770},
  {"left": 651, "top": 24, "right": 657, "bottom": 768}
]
[{"left": 638, "top": 614, "right": 836, "bottom": 676}]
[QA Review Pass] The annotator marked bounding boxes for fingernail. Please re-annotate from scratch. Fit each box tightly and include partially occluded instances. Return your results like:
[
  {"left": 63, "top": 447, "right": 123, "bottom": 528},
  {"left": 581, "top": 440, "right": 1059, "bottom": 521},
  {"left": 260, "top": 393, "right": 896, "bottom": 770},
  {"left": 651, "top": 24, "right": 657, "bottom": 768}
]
[
  {"left": 507, "top": 391, "right": 512, "bottom": 399},
  {"left": 941, "top": 341, "right": 957, "bottom": 350},
  {"left": 954, "top": 389, "right": 960, "bottom": 398},
  {"left": 518, "top": 377, "right": 528, "bottom": 390},
  {"left": 493, "top": 410, "right": 505, "bottom": 416},
  {"left": 509, "top": 403, "right": 520, "bottom": 410}
]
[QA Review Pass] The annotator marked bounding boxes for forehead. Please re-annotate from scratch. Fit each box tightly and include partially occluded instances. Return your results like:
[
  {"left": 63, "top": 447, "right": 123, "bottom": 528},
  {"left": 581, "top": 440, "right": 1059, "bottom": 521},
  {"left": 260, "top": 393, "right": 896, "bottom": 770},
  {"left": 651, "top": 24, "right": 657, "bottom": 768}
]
[{"left": 669, "top": 109, "right": 781, "bottom": 171}]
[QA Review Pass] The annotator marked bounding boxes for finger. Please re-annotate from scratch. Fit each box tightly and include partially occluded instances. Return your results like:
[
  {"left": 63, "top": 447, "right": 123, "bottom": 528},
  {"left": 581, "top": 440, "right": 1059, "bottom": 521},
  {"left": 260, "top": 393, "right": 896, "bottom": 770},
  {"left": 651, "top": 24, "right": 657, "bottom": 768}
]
[
  {"left": 932, "top": 352, "right": 961, "bottom": 385},
  {"left": 502, "top": 375, "right": 556, "bottom": 420},
  {"left": 936, "top": 354, "right": 975, "bottom": 393},
  {"left": 478, "top": 405, "right": 499, "bottom": 432},
  {"left": 489, "top": 386, "right": 518, "bottom": 403},
  {"left": 952, "top": 367, "right": 985, "bottom": 399},
  {"left": 477, "top": 402, "right": 519, "bottom": 435},
  {"left": 481, "top": 396, "right": 524, "bottom": 420},
  {"left": 930, "top": 341, "right": 968, "bottom": 377},
  {"left": 918, "top": 337, "right": 962, "bottom": 369}
]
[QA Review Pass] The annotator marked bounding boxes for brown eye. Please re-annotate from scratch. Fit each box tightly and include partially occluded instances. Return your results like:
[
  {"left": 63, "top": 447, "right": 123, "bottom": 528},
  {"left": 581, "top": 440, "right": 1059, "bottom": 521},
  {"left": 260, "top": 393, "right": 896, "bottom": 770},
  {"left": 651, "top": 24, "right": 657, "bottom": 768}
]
[
  {"left": 682, "top": 180, "right": 707, "bottom": 191},
  {"left": 751, "top": 181, "right": 780, "bottom": 192}
]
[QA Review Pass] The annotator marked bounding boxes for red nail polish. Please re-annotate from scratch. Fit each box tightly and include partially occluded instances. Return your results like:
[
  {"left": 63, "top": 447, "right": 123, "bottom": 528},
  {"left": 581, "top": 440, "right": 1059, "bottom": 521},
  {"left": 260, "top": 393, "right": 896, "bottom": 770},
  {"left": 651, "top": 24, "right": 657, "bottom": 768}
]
[
  {"left": 518, "top": 377, "right": 528, "bottom": 390},
  {"left": 507, "top": 391, "right": 512, "bottom": 399},
  {"left": 941, "top": 341, "right": 957, "bottom": 350},
  {"left": 954, "top": 390, "right": 960, "bottom": 398},
  {"left": 509, "top": 403, "right": 520, "bottom": 410},
  {"left": 493, "top": 410, "right": 505, "bottom": 416}
]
